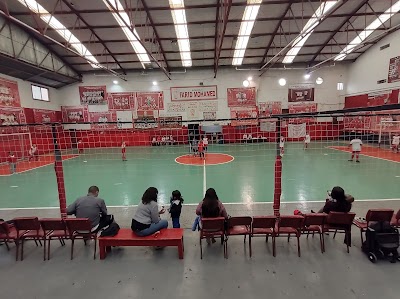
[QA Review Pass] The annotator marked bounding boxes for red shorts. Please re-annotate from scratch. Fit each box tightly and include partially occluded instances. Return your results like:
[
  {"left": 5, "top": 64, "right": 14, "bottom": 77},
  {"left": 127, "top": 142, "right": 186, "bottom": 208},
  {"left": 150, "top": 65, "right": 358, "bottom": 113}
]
[
  {"left": 352, "top": 151, "right": 360, "bottom": 154},
  {"left": 122, "top": 149, "right": 126, "bottom": 153}
]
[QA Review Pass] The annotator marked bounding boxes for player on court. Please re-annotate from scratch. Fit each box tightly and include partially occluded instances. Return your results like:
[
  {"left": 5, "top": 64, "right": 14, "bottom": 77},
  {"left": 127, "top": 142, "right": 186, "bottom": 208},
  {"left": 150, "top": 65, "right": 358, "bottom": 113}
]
[
  {"left": 391, "top": 134, "right": 400, "bottom": 153},
  {"left": 202, "top": 135, "right": 208, "bottom": 152},
  {"left": 304, "top": 133, "right": 311, "bottom": 149},
  {"left": 77, "top": 140, "right": 84, "bottom": 154},
  {"left": 198, "top": 139, "right": 205, "bottom": 160},
  {"left": 279, "top": 136, "right": 285, "bottom": 156},
  {"left": 121, "top": 141, "right": 127, "bottom": 161},
  {"left": 348, "top": 137, "right": 362, "bottom": 163},
  {"left": 28, "top": 144, "right": 38, "bottom": 161}
]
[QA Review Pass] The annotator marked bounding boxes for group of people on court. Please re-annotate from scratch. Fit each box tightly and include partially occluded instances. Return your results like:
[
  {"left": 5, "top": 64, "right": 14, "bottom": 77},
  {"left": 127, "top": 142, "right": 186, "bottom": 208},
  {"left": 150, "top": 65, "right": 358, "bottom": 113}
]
[
  {"left": 7, "top": 144, "right": 38, "bottom": 174},
  {"left": 190, "top": 135, "right": 208, "bottom": 160}
]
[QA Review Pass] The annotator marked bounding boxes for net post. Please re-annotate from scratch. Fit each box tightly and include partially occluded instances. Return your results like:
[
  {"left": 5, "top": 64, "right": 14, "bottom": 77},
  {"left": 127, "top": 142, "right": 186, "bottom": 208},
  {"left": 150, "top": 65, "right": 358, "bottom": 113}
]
[
  {"left": 52, "top": 124, "right": 67, "bottom": 219},
  {"left": 273, "top": 117, "right": 282, "bottom": 217}
]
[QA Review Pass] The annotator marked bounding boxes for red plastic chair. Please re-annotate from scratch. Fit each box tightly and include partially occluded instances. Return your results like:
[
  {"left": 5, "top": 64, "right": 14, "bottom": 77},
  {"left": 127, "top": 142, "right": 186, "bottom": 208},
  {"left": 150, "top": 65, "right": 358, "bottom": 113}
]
[
  {"left": 390, "top": 209, "right": 400, "bottom": 228},
  {"left": 0, "top": 221, "right": 18, "bottom": 251},
  {"left": 199, "top": 217, "right": 226, "bottom": 259},
  {"left": 251, "top": 216, "right": 277, "bottom": 257},
  {"left": 226, "top": 216, "right": 252, "bottom": 258},
  {"left": 353, "top": 209, "right": 394, "bottom": 243},
  {"left": 13, "top": 217, "right": 44, "bottom": 261},
  {"left": 40, "top": 218, "right": 69, "bottom": 261},
  {"left": 325, "top": 212, "right": 356, "bottom": 253},
  {"left": 276, "top": 215, "right": 304, "bottom": 257},
  {"left": 302, "top": 213, "right": 327, "bottom": 253},
  {"left": 64, "top": 218, "right": 97, "bottom": 260}
]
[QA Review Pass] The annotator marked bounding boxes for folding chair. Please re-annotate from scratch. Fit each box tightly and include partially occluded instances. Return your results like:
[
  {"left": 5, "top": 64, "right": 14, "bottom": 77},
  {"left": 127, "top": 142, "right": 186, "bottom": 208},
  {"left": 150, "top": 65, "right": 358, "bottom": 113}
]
[
  {"left": 276, "top": 215, "right": 304, "bottom": 257},
  {"left": 13, "top": 217, "right": 44, "bottom": 261},
  {"left": 325, "top": 212, "right": 356, "bottom": 253},
  {"left": 353, "top": 209, "right": 394, "bottom": 243},
  {"left": 0, "top": 221, "right": 18, "bottom": 251},
  {"left": 65, "top": 218, "right": 97, "bottom": 260},
  {"left": 40, "top": 218, "right": 69, "bottom": 261},
  {"left": 251, "top": 216, "right": 276, "bottom": 257},
  {"left": 199, "top": 217, "right": 226, "bottom": 259},
  {"left": 390, "top": 209, "right": 400, "bottom": 228},
  {"left": 226, "top": 216, "right": 252, "bottom": 258},
  {"left": 302, "top": 213, "right": 327, "bottom": 253}
]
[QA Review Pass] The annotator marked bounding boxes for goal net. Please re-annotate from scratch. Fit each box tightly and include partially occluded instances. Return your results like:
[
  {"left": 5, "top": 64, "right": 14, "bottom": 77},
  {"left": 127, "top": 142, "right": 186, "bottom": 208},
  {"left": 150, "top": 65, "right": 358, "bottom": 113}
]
[
  {"left": 0, "top": 132, "right": 31, "bottom": 163},
  {"left": 378, "top": 120, "right": 400, "bottom": 148}
]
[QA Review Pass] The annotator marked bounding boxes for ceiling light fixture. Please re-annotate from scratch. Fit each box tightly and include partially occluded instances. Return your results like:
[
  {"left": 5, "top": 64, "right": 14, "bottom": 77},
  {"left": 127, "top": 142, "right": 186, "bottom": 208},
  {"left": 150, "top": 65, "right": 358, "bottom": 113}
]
[
  {"left": 282, "top": 1, "right": 339, "bottom": 64},
  {"left": 243, "top": 80, "right": 250, "bottom": 87},
  {"left": 169, "top": 0, "right": 192, "bottom": 67},
  {"left": 16, "top": 0, "right": 100, "bottom": 68},
  {"left": 304, "top": 73, "right": 311, "bottom": 80},
  {"left": 232, "top": 0, "right": 263, "bottom": 66},
  {"left": 335, "top": 0, "right": 400, "bottom": 61},
  {"left": 278, "top": 78, "right": 287, "bottom": 86},
  {"left": 247, "top": 76, "right": 253, "bottom": 81},
  {"left": 113, "top": 80, "right": 119, "bottom": 84},
  {"left": 152, "top": 81, "right": 158, "bottom": 86},
  {"left": 316, "top": 77, "right": 324, "bottom": 85},
  {"left": 103, "top": 0, "right": 150, "bottom": 68}
]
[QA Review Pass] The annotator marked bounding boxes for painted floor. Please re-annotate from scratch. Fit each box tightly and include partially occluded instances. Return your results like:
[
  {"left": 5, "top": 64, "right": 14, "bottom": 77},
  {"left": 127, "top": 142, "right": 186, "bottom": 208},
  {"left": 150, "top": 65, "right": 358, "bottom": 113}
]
[{"left": 0, "top": 142, "right": 400, "bottom": 209}]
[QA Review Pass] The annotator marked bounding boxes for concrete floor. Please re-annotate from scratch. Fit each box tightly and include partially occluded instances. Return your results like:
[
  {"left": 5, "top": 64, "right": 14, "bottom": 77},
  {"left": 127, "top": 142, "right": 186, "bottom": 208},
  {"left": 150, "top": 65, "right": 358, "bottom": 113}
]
[{"left": 1, "top": 201, "right": 400, "bottom": 299}]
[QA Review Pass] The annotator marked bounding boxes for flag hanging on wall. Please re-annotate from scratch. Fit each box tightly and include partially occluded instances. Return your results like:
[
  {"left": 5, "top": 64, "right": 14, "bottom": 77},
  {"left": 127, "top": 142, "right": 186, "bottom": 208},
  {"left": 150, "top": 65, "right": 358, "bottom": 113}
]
[
  {"left": 0, "top": 77, "right": 21, "bottom": 107},
  {"left": 79, "top": 86, "right": 107, "bottom": 105}
]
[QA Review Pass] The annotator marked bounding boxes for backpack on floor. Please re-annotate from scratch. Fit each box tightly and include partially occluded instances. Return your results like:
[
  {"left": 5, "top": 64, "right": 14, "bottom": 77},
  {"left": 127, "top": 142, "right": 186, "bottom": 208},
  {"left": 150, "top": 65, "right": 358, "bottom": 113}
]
[{"left": 100, "top": 222, "right": 120, "bottom": 237}]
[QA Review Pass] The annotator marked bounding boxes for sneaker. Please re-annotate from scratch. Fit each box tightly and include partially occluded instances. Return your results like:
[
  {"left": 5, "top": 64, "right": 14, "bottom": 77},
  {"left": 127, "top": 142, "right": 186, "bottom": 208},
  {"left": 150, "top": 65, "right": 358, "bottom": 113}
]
[{"left": 356, "top": 160, "right": 360, "bottom": 163}]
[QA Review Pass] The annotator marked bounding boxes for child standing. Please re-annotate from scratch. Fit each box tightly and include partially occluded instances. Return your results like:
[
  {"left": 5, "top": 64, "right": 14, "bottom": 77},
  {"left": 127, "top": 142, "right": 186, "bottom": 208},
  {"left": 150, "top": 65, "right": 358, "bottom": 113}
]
[
  {"left": 121, "top": 141, "right": 127, "bottom": 161},
  {"left": 169, "top": 190, "right": 184, "bottom": 228},
  {"left": 304, "top": 133, "right": 311, "bottom": 149},
  {"left": 279, "top": 136, "right": 285, "bottom": 156},
  {"left": 8, "top": 152, "right": 17, "bottom": 174},
  {"left": 348, "top": 137, "right": 363, "bottom": 162},
  {"left": 391, "top": 134, "right": 400, "bottom": 153},
  {"left": 198, "top": 139, "right": 205, "bottom": 160}
]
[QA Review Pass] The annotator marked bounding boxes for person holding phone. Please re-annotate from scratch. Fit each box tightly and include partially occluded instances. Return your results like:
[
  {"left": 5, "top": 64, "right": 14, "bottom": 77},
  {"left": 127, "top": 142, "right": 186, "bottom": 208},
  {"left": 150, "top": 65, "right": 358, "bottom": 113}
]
[{"left": 131, "top": 187, "right": 168, "bottom": 236}]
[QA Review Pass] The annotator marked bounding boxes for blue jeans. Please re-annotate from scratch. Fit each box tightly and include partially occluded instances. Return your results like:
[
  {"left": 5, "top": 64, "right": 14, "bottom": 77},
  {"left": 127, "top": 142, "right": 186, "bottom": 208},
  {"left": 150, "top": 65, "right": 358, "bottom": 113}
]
[
  {"left": 172, "top": 218, "right": 180, "bottom": 228},
  {"left": 135, "top": 220, "right": 168, "bottom": 237},
  {"left": 10, "top": 163, "right": 16, "bottom": 174}
]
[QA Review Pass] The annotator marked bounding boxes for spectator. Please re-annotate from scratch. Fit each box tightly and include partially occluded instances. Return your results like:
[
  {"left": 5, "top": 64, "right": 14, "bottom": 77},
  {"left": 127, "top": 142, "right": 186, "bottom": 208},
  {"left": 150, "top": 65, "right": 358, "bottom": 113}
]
[
  {"left": 131, "top": 187, "right": 168, "bottom": 236},
  {"left": 316, "top": 186, "right": 353, "bottom": 214},
  {"left": 67, "top": 186, "right": 109, "bottom": 232},
  {"left": 169, "top": 190, "right": 184, "bottom": 228},
  {"left": 7, "top": 151, "right": 17, "bottom": 174}
]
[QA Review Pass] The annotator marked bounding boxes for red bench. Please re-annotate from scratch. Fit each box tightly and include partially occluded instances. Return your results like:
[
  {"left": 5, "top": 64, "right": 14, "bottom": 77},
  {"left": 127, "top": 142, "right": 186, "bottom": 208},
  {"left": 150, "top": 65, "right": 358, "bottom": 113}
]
[{"left": 98, "top": 228, "right": 184, "bottom": 260}]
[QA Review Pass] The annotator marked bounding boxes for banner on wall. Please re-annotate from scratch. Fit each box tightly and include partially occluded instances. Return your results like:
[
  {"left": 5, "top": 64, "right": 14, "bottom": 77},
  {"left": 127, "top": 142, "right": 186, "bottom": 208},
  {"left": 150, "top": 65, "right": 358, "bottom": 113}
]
[
  {"left": 79, "top": 86, "right": 107, "bottom": 105},
  {"left": 288, "top": 103, "right": 317, "bottom": 123},
  {"left": 203, "top": 111, "right": 217, "bottom": 120},
  {"left": 288, "top": 84, "right": 315, "bottom": 102},
  {"left": 260, "top": 120, "right": 277, "bottom": 132},
  {"left": 167, "top": 102, "right": 186, "bottom": 113},
  {"left": 368, "top": 89, "right": 399, "bottom": 106},
  {"left": 159, "top": 116, "right": 182, "bottom": 129},
  {"left": 258, "top": 102, "right": 282, "bottom": 117},
  {"left": 137, "top": 92, "right": 164, "bottom": 110},
  {"left": 107, "top": 92, "right": 135, "bottom": 110},
  {"left": 135, "top": 110, "right": 158, "bottom": 129},
  {"left": 0, "top": 77, "right": 21, "bottom": 107},
  {"left": 230, "top": 107, "right": 258, "bottom": 126},
  {"left": 199, "top": 100, "right": 218, "bottom": 111},
  {"left": 227, "top": 87, "right": 256, "bottom": 107},
  {"left": 288, "top": 123, "right": 306, "bottom": 138},
  {"left": 186, "top": 102, "right": 199, "bottom": 120},
  {"left": 0, "top": 107, "right": 26, "bottom": 133},
  {"left": 171, "top": 85, "right": 217, "bottom": 101},
  {"left": 62, "top": 106, "right": 89, "bottom": 123},
  {"left": 89, "top": 111, "right": 117, "bottom": 130},
  {"left": 33, "top": 109, "right": 58, "bottom": 124},
  {"left": 388, "top": 56, "right": 400, "bottom": 83}
]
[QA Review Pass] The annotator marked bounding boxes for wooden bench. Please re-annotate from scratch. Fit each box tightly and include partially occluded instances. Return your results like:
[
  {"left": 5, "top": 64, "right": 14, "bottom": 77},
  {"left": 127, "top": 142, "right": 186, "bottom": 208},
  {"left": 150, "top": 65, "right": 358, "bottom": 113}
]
[{"left": 98, "top": 228, "right": 184, "bottom": 260}]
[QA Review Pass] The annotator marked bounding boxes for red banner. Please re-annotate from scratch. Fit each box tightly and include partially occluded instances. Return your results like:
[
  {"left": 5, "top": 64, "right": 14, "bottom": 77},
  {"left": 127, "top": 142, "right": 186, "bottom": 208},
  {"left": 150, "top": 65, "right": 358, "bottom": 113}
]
[
  {"left": 227, "top": 87, "right": 256, "bottom": 107},
  {"left": 33, "top": 109, "right": 58, "bottom": 124},
  {"left": 79, "top": 86, "right": 107, "bottom": 105},
  {"left": 0, "top": 107, "right": 26, "bottom": 133},
  {"left": 288, "top": 103, "right": 318, "bottom": 123},
  {"left": 89, "top": 111, "right": 117, "bottom": 130},
  {"left": 259, "top": 102, "right": 282, "bottom": 117},
  {"left": 230, "top": 107, "right": 258, "bottom": 126},
  {"left": 107, "top": 92, "right": 135, "bottom": 110},
  {"left": 136, "top": 92, "right": 164, "bottom": 111},
  {"left": 345, "top": 89, "right": 399, "bottom": 108},
  {"left": 343, "top": 113, "right": 372, "bottom": 131},
  {"left": 61, "top": 106, "right": 89, "bottom": 123},
  {"left": 388, "top": 56, "right": 400, "bottom": 83},
  {"left": 288, "top": 84, "right": 315, "bottom": 102},
  {"left": 0, "top": 77, "right": 20, "bottom": 107}
]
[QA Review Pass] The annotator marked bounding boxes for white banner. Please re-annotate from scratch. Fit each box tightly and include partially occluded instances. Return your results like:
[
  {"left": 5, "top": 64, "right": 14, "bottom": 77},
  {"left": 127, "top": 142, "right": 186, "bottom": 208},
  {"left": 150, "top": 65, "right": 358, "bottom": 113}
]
[
  {"left": 171, "top": 85, "right": 217, "bottom": 101},
  {"left": 288, "top": 123, "right": 306, "bottom": 138},
  {"left": 186, "top": 102, "right": 199, "bottom": 120},
  {"left": 167, "top": 102, "right": 186, "bottom": 113},
  {"left": 199, "top": 100, "right": 218, "bottom": 111},
  {"left": 260, "top": 121, "right": 276, "bottom": 132}
]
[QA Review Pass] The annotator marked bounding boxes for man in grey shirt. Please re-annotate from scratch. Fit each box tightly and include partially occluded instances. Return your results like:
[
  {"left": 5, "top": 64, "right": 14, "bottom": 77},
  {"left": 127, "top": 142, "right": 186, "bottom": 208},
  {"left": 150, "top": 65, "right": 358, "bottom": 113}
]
[{"left": 67, "top": 186, "right": 108, "bottom": 231}]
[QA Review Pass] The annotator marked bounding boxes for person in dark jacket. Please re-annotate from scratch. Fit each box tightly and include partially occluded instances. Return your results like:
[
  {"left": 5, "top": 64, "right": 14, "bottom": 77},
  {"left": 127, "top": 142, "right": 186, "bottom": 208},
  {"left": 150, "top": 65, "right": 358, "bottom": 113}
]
[
  {"left": 321, "top": 186, "right": 352, "bottom": 214},
  {"left": 169, "top": 190, "right": 184, "bottom": 228}
]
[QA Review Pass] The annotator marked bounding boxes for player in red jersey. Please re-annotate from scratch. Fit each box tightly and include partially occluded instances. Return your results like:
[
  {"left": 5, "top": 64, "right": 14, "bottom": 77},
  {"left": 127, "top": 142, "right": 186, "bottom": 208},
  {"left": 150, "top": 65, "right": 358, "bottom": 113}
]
[
  {"left": 198, "top": 140, "right": 205, "bottom": 160},
  {"left": 121, "top": 141, "right": 127, "bottom": 161}
]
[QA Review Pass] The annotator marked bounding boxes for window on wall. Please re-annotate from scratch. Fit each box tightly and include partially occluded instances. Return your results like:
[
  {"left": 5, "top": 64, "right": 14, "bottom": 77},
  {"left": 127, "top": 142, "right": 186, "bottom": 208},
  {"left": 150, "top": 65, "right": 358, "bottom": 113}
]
[
  {"left": 337, "top": 82, "right": 344, "bottom": 91},
  {"left": 32, "top": 85, "right": 50, "bottom": 101}
]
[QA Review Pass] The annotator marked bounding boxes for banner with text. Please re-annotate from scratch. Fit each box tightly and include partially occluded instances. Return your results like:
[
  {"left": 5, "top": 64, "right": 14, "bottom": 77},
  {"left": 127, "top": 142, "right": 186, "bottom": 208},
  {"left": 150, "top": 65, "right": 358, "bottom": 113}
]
[
  {"left": 186, "top": 102, "right": 199, "bottom": 120},
  {"left": 167, "top": 102, "right": 186, "bottom": 113},
  {"left": 108, "top": 92, "right": 135, "bottom": 110},
  {"left": 388, "top": 56, "right": 400, "bottom": 83},
  {"left": 135, "top": 110, "right": 158, "bottom": 129},
  {"left": 260, "top": 120, "right": 277, "bottom": 132},
  {"left": 288, "top": 123, "right": 306, "bottom": 138},
  {"left": 137, "top": 92, "right": 164, "bottom": 111},
  {"left": 62, "top": 106, "right": 89, "bottom": 123},
  {"left": 159, "top": 116, "right": 182, "bottom": 129},
  {"left": 288, "top": 103, "right": 318, "bottom": 123},
  {"left": 171, "top": 85, "right": 217, "bottom": 101},
  {"left": 203, "top": 112, "right": 217, "bottom": 121},
  {"left": 89, "top": 111, "right": 117, "bottom": 130},
  {"left": 230, "top": 107, "right": 258, "bottom": 126},
  {"left": 79, "top": 86, "right": 107, "bottom": 105},
  {"left": 0, "top": 77, "right": 21, "bottom": 107},
  {"left": 33, "top": 109, "right": 58, "bottom": 124},
  {"left": 227, "top": 87, "right": 256, "bottom": 107},
  {"left": 0, "top": 107, "right": 26, "bottom": 133},
  {"left": 288, "top": 84, "right": 315, "bottom": 102},
  {"left": 258, "top": 101, "right": 282, "bottom": 117}
]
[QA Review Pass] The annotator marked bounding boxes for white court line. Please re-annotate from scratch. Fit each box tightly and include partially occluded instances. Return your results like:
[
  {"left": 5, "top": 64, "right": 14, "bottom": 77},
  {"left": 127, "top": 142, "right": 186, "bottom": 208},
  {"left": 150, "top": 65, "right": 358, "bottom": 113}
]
[
  {"left": 327, "top": 147, "right": 400, "bottom": 164},
  {"left": 0, "top": 156, "right": 79, "bottom": 177},
  {"left": 203, "top": 159, "right": 206, "bottom": 194},
  {"left": 1, "top": 198, "right": 399, "bottom": 211}
]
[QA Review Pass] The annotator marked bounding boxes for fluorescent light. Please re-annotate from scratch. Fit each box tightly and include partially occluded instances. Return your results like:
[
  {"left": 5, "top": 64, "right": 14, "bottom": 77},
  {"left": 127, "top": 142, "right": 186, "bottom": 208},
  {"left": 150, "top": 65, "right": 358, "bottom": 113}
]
[
  {"left": 248, "top": 76, "right": 253, "bottom": 81},
  {"left": 304, "top": 73, "right": 311, "bottom": 79},
  {"left": 153, "top": 81, "right": 158, "bottom": 86},
  {"left": 16, "top": 0, "right": 100, "bottom": 68},
  {"left": 169, "top": 1, "right": 192, "bottom": 67},
  {"left": 283, "top": 1, "right": 339, "bottom": 64},
  {"left": 103, "top": 0, "right": 150, "bottom": 68},
  {"left": 232, "top": 0, "right": 263, "bottom": 66},
  {"left": 278, "top": 78, "right": 287, "bottom": 86},
  {"left": 335, "top": 0, "right": 400, "bottom": 61},
  {"left": 113, "top": 80, "right": 119, "bottom": 84},
  {"left": 316, "top": 77, "right": 324, "bottom": 85},
  {"left": 243, "top": 80, "right": 250, "bottom": 87}
]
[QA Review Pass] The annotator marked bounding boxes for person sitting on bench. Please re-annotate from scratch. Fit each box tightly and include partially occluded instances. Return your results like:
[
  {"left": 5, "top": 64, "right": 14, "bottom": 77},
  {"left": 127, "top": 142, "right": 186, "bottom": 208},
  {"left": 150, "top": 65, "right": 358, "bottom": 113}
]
[{"left": 131, "top": 187, "right": 168, "bottom": 236}]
